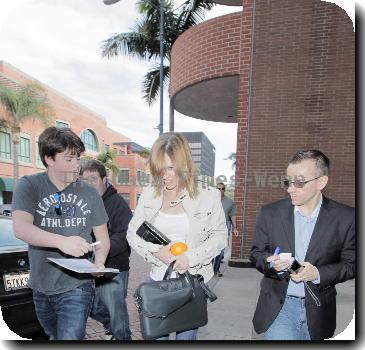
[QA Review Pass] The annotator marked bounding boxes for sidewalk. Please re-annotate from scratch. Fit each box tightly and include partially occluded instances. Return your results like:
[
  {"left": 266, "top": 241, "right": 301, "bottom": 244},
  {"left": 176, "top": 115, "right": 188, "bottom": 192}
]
[
  {"left": 85, "top": 251, "right": 355, "bottom": 340},
  {"left": 199, "top": 259, "right": 355, "bottom": 340}
]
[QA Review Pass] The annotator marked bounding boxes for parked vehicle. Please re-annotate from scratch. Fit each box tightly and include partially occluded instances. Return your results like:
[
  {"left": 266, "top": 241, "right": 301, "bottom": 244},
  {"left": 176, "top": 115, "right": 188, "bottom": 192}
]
[
  {"left": 0, "top": 205, "right": 12, "bottom": 217},
  {"left": 0, "top": 215, "right": 47, "bottom": 339}
]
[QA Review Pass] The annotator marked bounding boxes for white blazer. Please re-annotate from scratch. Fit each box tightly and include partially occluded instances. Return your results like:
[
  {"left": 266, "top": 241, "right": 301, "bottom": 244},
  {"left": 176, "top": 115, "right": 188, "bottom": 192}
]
[{"left": 127, "top": 184, "right": 228, "bottom": 282}]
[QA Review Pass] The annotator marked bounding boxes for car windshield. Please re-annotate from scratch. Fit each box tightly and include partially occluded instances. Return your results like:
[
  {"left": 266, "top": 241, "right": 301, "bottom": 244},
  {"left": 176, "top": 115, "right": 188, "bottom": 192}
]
[{"left": 0, "top": 218, "right": 27, "bottom": 251}]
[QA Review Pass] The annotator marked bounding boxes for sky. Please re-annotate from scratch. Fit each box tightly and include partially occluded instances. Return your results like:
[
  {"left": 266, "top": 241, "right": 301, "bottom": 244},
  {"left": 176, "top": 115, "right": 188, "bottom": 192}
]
[
  {"left": 0, "top": 0, "right": 243, "bottom": 182},
  {"left": 0, "top": 0, "right": 356, "bottom": 341}
]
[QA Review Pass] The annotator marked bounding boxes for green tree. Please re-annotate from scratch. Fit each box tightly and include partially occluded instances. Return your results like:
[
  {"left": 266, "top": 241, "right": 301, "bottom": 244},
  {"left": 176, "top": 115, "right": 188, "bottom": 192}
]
[
  {"left": 101, "top": 0, "right": 214, "bottom": 125},
  {"left": 96, "top": 149, "right": 120, "bottom": 177},
  {"left": 82, "top": 149, "right": 120, "bottom": 182},
  {"left": 135, "top": 147, "right": 151, "bottom": 159},
  {"left": 0, "top": 81, "right": 52, "bottom": 184}
]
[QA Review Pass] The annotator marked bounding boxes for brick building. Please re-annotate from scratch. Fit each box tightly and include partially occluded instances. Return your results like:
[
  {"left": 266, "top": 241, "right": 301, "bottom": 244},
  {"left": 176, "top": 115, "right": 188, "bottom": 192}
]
[
  {"left": 170, "top": 0, "right": 355, "bottom": 264},
  {"left": 0, "top": 61, "right": 148, "bottom": 209}
]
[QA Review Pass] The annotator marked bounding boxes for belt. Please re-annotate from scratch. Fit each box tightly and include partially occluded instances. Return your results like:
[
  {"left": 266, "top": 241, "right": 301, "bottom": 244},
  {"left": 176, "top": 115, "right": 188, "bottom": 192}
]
[{"left": 287, "top": 295, "right": 305, "bottom": 300}]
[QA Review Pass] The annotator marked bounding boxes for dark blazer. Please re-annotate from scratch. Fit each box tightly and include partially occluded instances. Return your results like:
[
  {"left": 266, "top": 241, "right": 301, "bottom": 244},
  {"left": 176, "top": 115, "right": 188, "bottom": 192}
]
[{"left": 250, "top": 196, "right": 355, "bottom": 340}]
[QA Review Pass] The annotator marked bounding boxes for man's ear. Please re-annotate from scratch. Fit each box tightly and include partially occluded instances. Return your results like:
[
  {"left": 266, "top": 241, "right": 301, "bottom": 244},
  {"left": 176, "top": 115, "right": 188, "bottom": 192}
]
[
  {"left": 44, "top": 155, "right": 54, "bottom": 168},
  {"left": 102, "top": 176, "right": 108, "bottom": 187},
  {"left": 317, "top": 175, "right": 328, "bottom": 191}
]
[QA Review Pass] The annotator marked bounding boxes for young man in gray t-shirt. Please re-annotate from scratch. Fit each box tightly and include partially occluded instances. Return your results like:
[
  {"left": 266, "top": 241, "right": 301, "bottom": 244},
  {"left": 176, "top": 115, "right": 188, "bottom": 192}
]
[{"left": 12, "top": 127, "right": 110, "bottom": 340}]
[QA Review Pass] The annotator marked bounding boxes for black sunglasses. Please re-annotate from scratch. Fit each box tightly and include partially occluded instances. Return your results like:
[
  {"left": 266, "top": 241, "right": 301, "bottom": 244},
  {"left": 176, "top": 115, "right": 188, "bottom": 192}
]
[
  {"left": 217, "top": 187, "right": 225, "bottom": 191},
  {"left": 283, "top": 176, "right": 322, "bottom": 189},
  {"left": 53, "top": 191, "right": 62, "bottom": 216}
]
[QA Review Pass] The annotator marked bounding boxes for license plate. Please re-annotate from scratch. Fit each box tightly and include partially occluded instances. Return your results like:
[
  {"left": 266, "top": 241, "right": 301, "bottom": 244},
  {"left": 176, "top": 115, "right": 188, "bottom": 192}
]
[{"left": 3, "top": 272, "right": 30, "bottom": 291}]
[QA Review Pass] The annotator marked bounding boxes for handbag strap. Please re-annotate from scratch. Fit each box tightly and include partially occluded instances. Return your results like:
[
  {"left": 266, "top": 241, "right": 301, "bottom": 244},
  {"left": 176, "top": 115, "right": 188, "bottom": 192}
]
[
  {"left": 196, "top": 275, "right": 218, "bottom": 302},
  {"left": 163, "top": 262, "right": 217, "bottom": 302}
]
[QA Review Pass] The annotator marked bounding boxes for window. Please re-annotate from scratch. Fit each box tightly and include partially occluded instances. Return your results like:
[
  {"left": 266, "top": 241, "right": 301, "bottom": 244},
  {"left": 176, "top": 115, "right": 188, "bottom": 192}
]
[
  {"left": 55, "top": 120, "right": 70, "bottom": 128},
  {"left": 117, "top": 169, "right": 129, "bottom": 185},
  {"left": 137, "top": 169, "right": 149, "bottom": 186},
  {"left": 120, "top": 193, "right": 130, "bottom": 206},
  {"left": 18, "top": 137, "right": 31, "bottom": 163},
  {"left": 190, "top": 149, "right": 201, "bottom": 155},
  {"left": 0, "top": 131, "right": 11, "bottom": 159},
  {"left": 80, "top": 129, "right": 98, "bottom": 152},
  {"left": 35, "top": 138, "right": 44, "bottom": 167},
  {"left": 104, "top": 144, "right": 110, "bottom": 152},
  {"left": 189, "top": 142, "right": 201, "bottom": 149}
]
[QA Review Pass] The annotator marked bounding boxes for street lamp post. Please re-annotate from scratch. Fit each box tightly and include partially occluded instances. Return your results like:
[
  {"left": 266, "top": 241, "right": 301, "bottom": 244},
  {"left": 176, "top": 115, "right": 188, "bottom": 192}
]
[{"left": 103, "top": 0, "right": 164, "bottom": 135}]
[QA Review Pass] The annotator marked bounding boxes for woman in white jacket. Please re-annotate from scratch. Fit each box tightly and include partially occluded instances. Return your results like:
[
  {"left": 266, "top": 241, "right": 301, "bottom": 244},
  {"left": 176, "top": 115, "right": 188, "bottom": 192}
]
[{"left": 127, "top": 132, "right": 228, "bottom": 340}]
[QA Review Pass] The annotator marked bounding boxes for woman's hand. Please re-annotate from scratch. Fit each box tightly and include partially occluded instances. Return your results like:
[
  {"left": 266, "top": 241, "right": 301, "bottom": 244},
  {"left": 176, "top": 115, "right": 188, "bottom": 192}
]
[
  {"left": 152, "top": 243, "right": 175, "bottom": 265},
  {"left": 172, "top": 254, "right": 190, "bottom": 274}
]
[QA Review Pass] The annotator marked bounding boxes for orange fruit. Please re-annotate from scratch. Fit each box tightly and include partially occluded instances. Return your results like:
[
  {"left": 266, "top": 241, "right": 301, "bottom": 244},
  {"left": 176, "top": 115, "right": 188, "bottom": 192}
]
[{"left": 170, "top": 242, "right": 188, "bottom": 256}]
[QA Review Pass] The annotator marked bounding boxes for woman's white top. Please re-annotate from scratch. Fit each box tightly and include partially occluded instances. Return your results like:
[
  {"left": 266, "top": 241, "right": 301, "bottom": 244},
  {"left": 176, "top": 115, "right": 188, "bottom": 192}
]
[{"left": 150, "top": 211, "right": 189, "bottom": 281}]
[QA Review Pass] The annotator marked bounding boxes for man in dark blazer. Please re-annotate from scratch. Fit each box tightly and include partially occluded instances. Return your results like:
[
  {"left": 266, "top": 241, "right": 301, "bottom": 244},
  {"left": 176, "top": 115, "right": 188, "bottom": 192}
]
[{"left": 250, "top": 149, "right": 355, "bottom": 340}]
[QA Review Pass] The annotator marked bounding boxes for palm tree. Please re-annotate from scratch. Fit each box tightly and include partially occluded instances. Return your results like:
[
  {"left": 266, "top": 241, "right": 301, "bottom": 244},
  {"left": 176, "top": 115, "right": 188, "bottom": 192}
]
[
  {"left": 101, "top": 0, "right": 214, "bottom": 130},
  {"left": 0, "top": 81, "right": 53, "bottom": 185},
  {"left": 96, "top": 149, "right": 120, "bottom": 177},
  {"left": 82, "top": 149, "right": 120, "bottom": 182},
  {"left": 226, "top": 152, "right": 236, "bottom": 170}
]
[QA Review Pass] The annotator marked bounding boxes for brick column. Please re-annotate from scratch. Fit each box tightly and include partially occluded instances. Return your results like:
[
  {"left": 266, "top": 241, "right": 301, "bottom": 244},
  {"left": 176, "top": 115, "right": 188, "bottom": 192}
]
[{"left": 230, "top": 0, "right": 255, "bottom": 265}]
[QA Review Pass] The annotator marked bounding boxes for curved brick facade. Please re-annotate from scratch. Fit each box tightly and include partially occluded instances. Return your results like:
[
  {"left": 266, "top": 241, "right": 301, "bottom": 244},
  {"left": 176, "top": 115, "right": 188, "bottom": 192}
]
[
  {"left": 169, "top": 0, "right": 355, "bottom": 263},
  {"left": 170, "top": 12, "right": 242, "bottom": 99}
]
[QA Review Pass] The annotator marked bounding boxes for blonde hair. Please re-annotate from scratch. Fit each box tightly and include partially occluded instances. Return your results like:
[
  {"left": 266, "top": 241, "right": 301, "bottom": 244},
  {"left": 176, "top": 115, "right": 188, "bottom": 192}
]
[{"left": 148, "top": 132, "right": 199, "bottom": 198}]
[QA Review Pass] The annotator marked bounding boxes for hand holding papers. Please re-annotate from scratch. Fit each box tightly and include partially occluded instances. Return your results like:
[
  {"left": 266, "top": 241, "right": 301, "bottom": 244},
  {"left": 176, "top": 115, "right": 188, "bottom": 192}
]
[{"left": 47, "top": 258, "right": 119, "bottom": 274}]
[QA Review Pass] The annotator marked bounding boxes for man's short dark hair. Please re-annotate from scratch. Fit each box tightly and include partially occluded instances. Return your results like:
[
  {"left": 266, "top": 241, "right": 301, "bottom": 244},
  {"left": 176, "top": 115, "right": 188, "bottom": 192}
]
[
  {"left": 80, "top": 159, "right": 107, "bottom": 179},
  {"left": 38, "top": 127, "right": 85, "bottom": 168},
  {"left": 289, "top": 149, "right": 329, "bottom": 175}
]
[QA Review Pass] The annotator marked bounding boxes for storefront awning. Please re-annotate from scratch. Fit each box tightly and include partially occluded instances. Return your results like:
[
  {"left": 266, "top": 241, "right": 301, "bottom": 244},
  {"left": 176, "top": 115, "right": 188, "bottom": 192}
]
[{"left": 0, "top": 178, "right": 14, "bottom": 192}]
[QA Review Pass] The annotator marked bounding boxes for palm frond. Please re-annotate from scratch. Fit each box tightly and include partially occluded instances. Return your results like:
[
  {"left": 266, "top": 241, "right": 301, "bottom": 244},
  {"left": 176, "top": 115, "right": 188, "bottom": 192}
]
[
  {"left": 0, "top": 82, "right": 18, "bottom": 117},
  {"left": 100, "top": 0, "right": 215, "bottom": 106},
  {"left": 0, "top": 81, "right": 52, "bottom": 128},
  {"left": 96, "top": 150, "right": 120, "bottom": 175},
  {"left": 225, "top": 152, "right": 236, "bottom": 170},
  {"left": 142, "top": 64, "right": 170, "bottom": 105},
  {"left": 176, "top": 0, "right": 215, "bottom": 30}
]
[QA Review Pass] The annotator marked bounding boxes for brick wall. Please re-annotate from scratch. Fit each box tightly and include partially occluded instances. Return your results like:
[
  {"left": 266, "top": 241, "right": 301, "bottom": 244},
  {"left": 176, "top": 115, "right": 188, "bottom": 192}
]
[
  {"left": 233, "top": 0, "right": 355, "bottom": 260},
  {"left": 114, "top": 154, "right": 147, "bottom": 209},
  {"left": 232, "top": 0, "right": 255, "bottom": 261},
  {"left": 170, "top": 12, "right": 242, "bottom": 97}
]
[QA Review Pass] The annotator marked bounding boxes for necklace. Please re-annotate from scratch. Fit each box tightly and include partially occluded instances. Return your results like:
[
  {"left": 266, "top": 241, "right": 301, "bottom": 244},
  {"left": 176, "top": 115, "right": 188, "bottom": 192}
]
[
  {"left": 163, "top": 187, "right": 187, "bottom": 207},
  {"left": 165, "top": 185, "right": 177, "bottom": 191}
]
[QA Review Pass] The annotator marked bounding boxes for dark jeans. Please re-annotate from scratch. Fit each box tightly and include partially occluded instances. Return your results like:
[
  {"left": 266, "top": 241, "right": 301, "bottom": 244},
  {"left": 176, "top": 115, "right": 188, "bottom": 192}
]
[
  {"left": 91, "top": 271, "right": 131, "bottom": 340},
  {"left": 213, "top": 220, "right": 231, "bottom": 272},
  {"left": 213, "top": 249, "right": 224, "bottom": 273},
  {"left": 32, "top": 281, "right": 94, "bottom": 340}
]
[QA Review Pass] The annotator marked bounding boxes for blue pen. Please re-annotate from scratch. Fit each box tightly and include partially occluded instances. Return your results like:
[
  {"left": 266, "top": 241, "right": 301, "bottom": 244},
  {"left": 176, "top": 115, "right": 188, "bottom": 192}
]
[{"left": 270, "top": 246, "right": 280, "bottom": 268}]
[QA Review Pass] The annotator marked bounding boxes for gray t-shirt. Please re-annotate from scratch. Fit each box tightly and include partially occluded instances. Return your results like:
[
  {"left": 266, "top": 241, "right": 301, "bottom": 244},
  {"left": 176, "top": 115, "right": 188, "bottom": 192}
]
[
  {"left": 221, "top": 195, "right": 237, "bottom": 222},
  {"left": 12, "top": 172, "right": 108, "bottom": 295}
]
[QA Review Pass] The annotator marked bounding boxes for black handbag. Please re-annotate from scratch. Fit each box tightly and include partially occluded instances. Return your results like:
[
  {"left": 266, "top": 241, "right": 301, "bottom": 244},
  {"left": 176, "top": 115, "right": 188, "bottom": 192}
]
[
  {"left": 134, "top": 263, "right": 217, "bottom": 340},
  {"left": 136, "top": 221, "right": 171, "bottom": 245}
]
